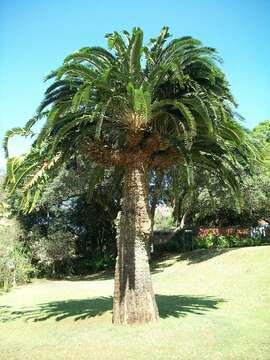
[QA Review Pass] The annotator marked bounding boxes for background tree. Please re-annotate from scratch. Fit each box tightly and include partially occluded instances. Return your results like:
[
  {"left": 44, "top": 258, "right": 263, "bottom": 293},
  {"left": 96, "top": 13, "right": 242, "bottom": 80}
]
[
  {"left": 0, "top": 179, "right": 34, "bottom": 292},
  {"left": 10, "top": 162, "right": 121, "bottom": 277},
  {"left": 178, "top": 122, "right": 270, "bottom": 227},
  {"left": 4, "top": 27, "right": 256, "bottom": 324},
  {"left": 185, "top": 122, "right": 269, "bottom": 227}
]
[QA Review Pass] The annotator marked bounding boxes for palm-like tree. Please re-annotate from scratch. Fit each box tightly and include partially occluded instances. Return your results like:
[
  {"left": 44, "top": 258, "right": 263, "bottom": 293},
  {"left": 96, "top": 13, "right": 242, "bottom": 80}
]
[{"left": 4, "top": 27, "right": 256, "bottom": 324}]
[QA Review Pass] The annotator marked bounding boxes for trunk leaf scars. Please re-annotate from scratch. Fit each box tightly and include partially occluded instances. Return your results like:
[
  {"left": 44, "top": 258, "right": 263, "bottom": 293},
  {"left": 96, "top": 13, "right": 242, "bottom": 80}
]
[{"left": 113, "top": 166, "right": 159, "bottom": 324}]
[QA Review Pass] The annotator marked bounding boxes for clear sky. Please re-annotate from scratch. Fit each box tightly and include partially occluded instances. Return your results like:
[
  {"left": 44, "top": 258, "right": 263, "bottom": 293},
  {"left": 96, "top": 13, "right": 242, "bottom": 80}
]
[{"left": 1, "top": 0, "right": 270, "bottom": 168}]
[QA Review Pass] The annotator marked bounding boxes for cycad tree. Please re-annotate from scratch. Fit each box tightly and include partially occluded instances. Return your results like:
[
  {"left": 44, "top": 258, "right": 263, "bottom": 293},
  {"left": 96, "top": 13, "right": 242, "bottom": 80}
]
[{"left": 4, "top": 27, "right": 256, "bottom": 324}]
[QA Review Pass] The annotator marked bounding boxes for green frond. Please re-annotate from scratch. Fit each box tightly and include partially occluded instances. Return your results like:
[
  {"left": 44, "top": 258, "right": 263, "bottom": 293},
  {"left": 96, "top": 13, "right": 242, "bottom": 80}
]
[
  {"left": 131, "top": 87, "right": 151, "bottom": 122},
  {"left": 44, "top": 70, "right": 57, "bottom": 81},
  {"left": 71, "top": 84, "right": 90, "bottom": 112},
  {"left": 149, "top": 26, "right": 171, "bottom": 59},
  {"left": 182, "top": 95, "right": 213, "bottom": 132},
  {"left": 5, "top": 156, "right": 25, "bottom": 185},
  {"left": 20, "top": 189, "right": 31, "bottom": 212},
  {"left": 28, "top": 186, "right": 42, "bottom": 213},
  {"left": 24, "top": 112, "right": 48, "bottom": 131},
  {"left": 3, "top": 127, "right": 33, "bottom": 158},
  {"left": 8, "top": 162, "right": 37, "bottom": 195},
  {"left": 64, "top": 48, "right": 114, "bottom": 72},
  {"left": 22, "top": 154, "right": 60, "bottom": 192},
  {"left": 106, "top": 31, "right": 128, "bottom": 61},
  {"left": 49, "top": 115, "right": 93, "bottom": 155},
  {"left": 122, "top": 30, "right": 131, "bottom": 44},
  {"left": 84, "top": 47, "right": 116, "bottom": 64},
  {"left": 55, "top": 64, "right": 98, "bottom": 81},
  {"left": 152, "top": 100, "right": 197, "bottom": 142},
  {"left": 37, "top": 105, "right": 67, "bottom": 146},
  {"left": 44, "top": 79, "right": 78, "bottom": 95},
  {"left": 129, "top": 28, "right": 143, "bottom": 82}
]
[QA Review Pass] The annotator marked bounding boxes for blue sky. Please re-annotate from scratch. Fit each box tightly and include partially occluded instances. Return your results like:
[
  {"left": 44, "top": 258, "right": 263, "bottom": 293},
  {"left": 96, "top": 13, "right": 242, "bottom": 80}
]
[{"left": 1, "top": 0, "right": 270, "bottom": 168}]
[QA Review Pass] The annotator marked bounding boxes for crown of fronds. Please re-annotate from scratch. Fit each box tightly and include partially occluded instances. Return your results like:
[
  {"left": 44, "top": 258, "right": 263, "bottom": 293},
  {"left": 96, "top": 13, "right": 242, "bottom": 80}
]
[{"left": 3, "top": 27, "right": 259, "bottom": 212}]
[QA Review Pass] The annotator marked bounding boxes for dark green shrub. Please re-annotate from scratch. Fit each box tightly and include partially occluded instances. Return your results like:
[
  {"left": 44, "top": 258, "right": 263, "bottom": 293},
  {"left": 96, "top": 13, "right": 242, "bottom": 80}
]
[
  {"left": 235, "top": 236, "right": 264, "bottom": 247},
  {"left": 201, "top": 234, "right": 232, "bottom": 249},
  {"left": 194, "top": 234, "right": 265, "bottom": 250},
  {"left": 80, "top": 253, "right": 116, "bottom": 272},
  {"left": 28, "top": 227, "right": 77, "bottom": 278}
]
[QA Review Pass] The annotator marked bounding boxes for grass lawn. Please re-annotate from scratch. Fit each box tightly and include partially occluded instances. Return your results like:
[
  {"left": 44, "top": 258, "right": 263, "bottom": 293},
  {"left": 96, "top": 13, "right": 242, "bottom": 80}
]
[{"left": 0, "top": 246, "right": 270, "bottom": 360}]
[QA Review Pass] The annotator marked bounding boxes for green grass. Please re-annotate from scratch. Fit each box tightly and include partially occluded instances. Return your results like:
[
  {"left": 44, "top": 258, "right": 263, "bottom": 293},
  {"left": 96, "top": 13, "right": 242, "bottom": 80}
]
[{"left": 1, "top": 246, "right": 270, "bottom": 360}]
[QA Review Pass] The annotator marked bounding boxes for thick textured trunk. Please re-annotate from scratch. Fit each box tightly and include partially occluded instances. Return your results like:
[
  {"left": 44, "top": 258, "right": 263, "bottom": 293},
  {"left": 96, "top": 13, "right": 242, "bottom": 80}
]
[{"left": 113, "top": 166, "right": 159, "bottom": 325}]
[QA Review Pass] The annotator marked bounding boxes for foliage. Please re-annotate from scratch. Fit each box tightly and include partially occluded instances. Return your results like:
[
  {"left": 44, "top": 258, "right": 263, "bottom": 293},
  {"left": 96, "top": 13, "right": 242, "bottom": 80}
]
[
  {"left": 251, "top": 120, "right": 270, "bottom": 148},
  {"left": 80, "top": 253, "right": 115, "bottom": 272},
  {"left": 197, "top": 121, "right": 270, "bottom": 226},
  {"left": 154, "top": 236, "right": 181, "bottom": 253},
  {"left": 154, "top": 206, "right": 175, "bottom": 230},
  {"left": 28, "top": 227, "right": 77, "bottom": 277},
  {"left": 160, "top": 120, "right": 270, "bottom": 228},
  {"left": 177, "top": 171, "right": 270, "bottom": 227},
  {"left": 154, "top": 231, "right": 267, "bottom": 254},
  {"left": 10, "top": 164, "right": 120, "bottom": 277},
  {"left": 0, "top": 218, "right": 35, "bottom": 291},
  {"left": 195, "top": 234, "right": 266, "bottom": 249},
  {"left": 3, "top": 27, "right": 257, "bottom": 216}
]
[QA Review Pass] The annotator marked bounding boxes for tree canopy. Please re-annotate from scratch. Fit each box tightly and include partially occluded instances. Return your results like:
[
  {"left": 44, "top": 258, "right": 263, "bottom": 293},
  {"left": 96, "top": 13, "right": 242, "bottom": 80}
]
[{"left": 4, "top": 27, "right": 257, "bottom": 213}]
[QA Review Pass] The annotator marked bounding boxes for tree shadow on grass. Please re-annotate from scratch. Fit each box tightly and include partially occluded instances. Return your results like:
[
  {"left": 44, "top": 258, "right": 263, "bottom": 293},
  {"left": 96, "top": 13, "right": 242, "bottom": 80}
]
[
  {"left": 65, "top": 270, "right": 114, "bottom": 282},
  {"left": 151, "top": 248, "right": 239, "bottom": 275},
  {"left": 58, "top": 249, "right": 238, "bottom": 282},
  {"left": 179, "top": 248, "right": 239, "bottom": 265},
  {"left": 0, "top": 294, "right": 224, "bottom": 323},
  {"left": 157, "top": 295, "right": 224, "bottom": 318}
]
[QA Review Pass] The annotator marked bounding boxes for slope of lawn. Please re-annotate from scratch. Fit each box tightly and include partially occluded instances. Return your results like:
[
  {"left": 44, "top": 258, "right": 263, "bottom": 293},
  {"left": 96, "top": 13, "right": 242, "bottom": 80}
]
[{"left": 0, "top": 246, "right": 270, "bottom": 360}]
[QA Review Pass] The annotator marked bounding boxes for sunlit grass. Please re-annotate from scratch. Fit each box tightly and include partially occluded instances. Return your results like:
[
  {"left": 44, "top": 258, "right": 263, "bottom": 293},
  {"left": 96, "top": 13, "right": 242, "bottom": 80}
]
[{"left": 0, "top": 246, "right": 270, "bottom": 360}]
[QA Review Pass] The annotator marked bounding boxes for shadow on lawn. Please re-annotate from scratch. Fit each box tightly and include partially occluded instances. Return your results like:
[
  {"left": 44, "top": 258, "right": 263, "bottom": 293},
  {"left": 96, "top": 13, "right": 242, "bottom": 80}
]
[
  {"left": 180, "top": 248, "right": 239, "bottom": 264},
  {"left": 60, "top": 249, "right": 238, "bottom": 282},
  {"left": 63, "top": 250, "right": 235, "bottom": 282},
  {"left": 0, "top": 294, "right": 224, "bottom": 323},
  {"left": 151, "top": 248, "right": 239, "bottom": 275},
  {"left": 65, "top": 270, "right": 114, "bottom": 282}
]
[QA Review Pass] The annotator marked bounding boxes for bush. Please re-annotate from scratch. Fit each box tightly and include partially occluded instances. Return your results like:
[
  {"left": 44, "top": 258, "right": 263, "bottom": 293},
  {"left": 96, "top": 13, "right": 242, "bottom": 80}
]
[
  {"left": 154, "top": 232, "right": 267, "bottom": 256},
  {"left": 154, "top": 207, "right": 175, "bottom": 231},
  {"left": 28, "top": 227, "right": 77, "bottom": 277},
  {"left": 154, "top": 231, "right": 194, "bottom": 253},
  {"left": 235, "top": 236, "right": 264, "bottom": 247},
  {"left": 80, "top": 253, "right": 115, "bottom": 272},
  {"left": 196, "top": 234, "right": 230, "bottom": 249},
  {"left": 155, "top": 238, "right": 179, "bottom": 253},
  {"left": 0, "top": 219, "right": 35, "bottom": 292},
  {"left": 194, "top": 234, "right": 265, "bottom": 250}
]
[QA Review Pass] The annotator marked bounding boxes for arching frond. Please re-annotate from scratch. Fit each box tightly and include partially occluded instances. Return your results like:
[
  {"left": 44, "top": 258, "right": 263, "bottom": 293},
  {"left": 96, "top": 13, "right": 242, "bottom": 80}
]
[{"left": 3, "top": 127, "right": 33, "bottom": 158}]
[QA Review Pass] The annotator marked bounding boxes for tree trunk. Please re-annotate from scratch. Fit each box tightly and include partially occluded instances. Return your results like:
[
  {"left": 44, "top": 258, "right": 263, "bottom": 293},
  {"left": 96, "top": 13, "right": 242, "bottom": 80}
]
[{"left": 113, "top": 166, "right": 159, "bottom": 325}]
